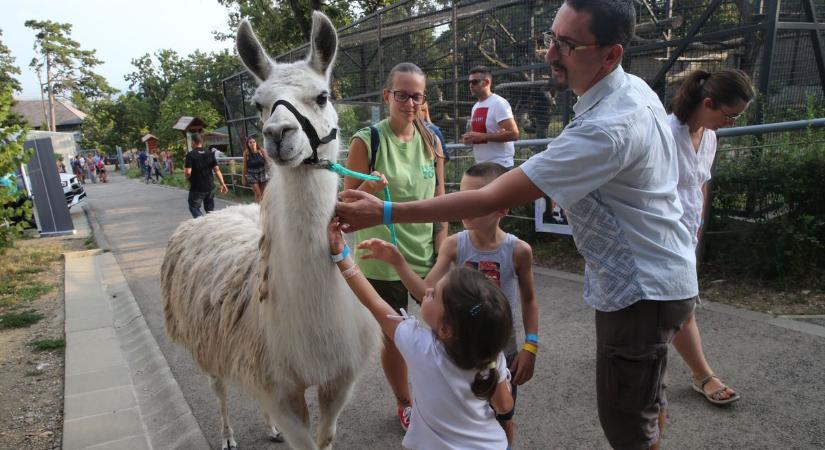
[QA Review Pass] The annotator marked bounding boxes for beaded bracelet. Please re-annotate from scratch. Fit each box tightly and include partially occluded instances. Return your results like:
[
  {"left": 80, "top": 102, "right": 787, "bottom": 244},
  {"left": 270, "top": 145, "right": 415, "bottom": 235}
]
[{"left": 341, "top": 264, "right": 360, "bottom": 280}]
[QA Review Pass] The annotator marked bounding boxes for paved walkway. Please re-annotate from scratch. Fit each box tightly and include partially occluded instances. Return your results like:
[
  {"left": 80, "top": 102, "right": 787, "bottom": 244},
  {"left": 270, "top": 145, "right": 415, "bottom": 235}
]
[
  {"left": 62, "top": 207, "right": 208, "bottom": 449},
  {"left": 69, "top": 172, "right": 825, "bottom": 449}
]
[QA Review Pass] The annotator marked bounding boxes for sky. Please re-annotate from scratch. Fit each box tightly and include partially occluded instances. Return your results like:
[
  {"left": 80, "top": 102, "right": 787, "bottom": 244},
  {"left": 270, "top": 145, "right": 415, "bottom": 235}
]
[{"left": 2, "top": 0, "right": 235, "bottom": 100}]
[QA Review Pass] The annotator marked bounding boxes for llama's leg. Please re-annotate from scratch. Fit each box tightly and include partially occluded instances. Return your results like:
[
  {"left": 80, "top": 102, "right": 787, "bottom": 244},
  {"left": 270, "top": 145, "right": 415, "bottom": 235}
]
[
  {"left": 269, "top": 388, "right": 316, "bottom": 450},
  {"left": 317, "top": 373, "right": 356, "bottom": 450},
  {"left": 209, "top": 376, "right": 237, "bottom": 450},
  {"left": 263, "top": 411, "right": 284, "bottom": 442}
]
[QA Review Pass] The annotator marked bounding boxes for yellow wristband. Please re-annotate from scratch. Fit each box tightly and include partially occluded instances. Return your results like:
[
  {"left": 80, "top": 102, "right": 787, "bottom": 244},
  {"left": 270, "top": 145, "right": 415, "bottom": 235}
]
[{"left": 522, "top": 342, "right": 538, "bottom": 355}]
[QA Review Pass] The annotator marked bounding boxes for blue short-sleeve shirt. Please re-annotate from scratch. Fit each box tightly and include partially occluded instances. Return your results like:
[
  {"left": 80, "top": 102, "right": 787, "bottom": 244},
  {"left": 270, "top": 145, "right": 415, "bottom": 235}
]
[{"left": 520, "top": 66, "right": 698, "bottom": 311}]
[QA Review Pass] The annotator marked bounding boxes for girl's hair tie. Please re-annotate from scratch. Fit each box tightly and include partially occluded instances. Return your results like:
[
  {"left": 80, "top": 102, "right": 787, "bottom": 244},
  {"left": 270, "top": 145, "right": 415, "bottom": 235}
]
[
  {"left": 469, "top": 304, "right": 481, "bottom": 317},
  {"left": 485, "top": 360, "right": 496, "bottom": 370}
]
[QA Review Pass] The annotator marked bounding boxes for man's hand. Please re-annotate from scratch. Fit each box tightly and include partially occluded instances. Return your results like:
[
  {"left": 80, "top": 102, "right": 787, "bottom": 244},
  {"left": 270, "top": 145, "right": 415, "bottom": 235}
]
[
  {"left": 335, "top": 189, "right": 385, "bottom": 232},
  {"left": 327, "top": 218, "right": 347, "bottom": 255},
  {"left": 219, "top": 183, "right": 228, "bottom": 194},
  {"left": 461, "top": 131, "right": 486, "bottom": 145},
  {"left": 357, "top": 239, "right": 404, "bottom": 266},
  {"left": 509, "top": 349, "right": 536, "bottom": 386}
]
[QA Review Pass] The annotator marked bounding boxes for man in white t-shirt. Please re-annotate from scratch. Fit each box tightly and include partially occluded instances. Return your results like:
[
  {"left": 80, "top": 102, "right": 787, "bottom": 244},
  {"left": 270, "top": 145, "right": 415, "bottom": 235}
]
[{"left": 462, "top": 66, "right": 519, "bottom": 167}]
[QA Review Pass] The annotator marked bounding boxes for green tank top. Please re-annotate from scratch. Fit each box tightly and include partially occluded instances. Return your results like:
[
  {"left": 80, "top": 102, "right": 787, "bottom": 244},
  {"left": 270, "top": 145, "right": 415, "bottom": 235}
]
[{"left": 351, "top": 119, "right": 437, "bottom": 280}]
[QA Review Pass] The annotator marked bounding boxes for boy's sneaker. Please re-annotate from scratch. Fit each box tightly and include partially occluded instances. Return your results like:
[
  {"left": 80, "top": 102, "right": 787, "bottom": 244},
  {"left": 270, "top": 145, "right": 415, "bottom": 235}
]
[{"left": 397, "top": 406, "right": 411, "bottom": 432}]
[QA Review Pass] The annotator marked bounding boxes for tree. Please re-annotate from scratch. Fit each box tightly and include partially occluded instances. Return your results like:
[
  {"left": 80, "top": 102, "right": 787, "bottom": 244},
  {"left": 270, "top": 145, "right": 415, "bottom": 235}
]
[
  {"left": 0, "top": 34, "right": 30, "bottom": 249},
  {"left": 25, "top": 20, "right": 114, "bottom": 131},
  {"left": 156, "top": 79, "right": 221, "bottom": 154},
  {"left": 213, "top": 0, "right": 394, "bottom": 56}
]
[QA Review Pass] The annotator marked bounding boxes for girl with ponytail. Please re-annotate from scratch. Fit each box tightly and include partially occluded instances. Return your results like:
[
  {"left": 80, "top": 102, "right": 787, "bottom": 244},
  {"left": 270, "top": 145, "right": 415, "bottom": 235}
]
[
  {"left": 667, "top": 68, "right": 755, "bottom": 406},
  {"left": 328, "top": 217, "right": 514, "bottom": 449}
]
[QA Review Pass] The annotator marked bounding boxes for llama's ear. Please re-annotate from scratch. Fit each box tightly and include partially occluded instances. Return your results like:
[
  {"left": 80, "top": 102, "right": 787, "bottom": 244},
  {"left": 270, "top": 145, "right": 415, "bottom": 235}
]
[
  {"left": 237, "top": 19, "right": 273, "bottom": 83},
  {"left": 307, "top": 11, "right": 337, "bottom": 79}
]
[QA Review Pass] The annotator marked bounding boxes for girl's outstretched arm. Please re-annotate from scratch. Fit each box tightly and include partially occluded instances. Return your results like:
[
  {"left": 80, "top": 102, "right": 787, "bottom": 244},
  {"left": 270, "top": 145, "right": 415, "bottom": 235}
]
[{"left": 328, "top": 218, "right": 400, "bottom": 340}]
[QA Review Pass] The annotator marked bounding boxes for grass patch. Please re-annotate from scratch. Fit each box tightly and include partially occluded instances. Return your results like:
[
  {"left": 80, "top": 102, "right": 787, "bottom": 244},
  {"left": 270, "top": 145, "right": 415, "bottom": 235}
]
[
  {"left": 31, "top": 338, "right": 65, "bottom": 351},
  {"left": 0, "top": 310, "right": 44, "bottom": 329},
  {"left": 84, "top": 235, "right": 97, "bottom": 249}
]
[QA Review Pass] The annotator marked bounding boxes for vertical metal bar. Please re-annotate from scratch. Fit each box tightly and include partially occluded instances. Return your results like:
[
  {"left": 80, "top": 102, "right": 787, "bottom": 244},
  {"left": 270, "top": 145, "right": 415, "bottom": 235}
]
[
  {"left": 651, "top": 0, "right": 725, "bottom": 98},
  {"left": 377, "top": 13, "right": 383, "bottom": 89},
  {"left": 802, "top": 0, "right": 825, "bottom": 98},
  {"left": 452, "top": 1, "right": 460, "bottom": 143},
  {"left": 757, "top": 0, "right": 780, "bottom": 122},
  {"left": 223, "top": 77, "right": 234, "bottom": 157}
]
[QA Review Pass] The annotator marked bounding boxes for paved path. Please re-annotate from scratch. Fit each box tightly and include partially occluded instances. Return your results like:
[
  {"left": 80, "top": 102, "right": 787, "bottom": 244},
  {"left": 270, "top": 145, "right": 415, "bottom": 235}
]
[{"left": 81, "top": 173, "right": 825, "bottom": 449}]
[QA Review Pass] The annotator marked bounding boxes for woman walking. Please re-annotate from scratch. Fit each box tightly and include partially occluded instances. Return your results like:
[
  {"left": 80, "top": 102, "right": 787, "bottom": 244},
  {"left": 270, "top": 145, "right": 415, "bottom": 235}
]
[
  {"left": 241, "top": 137, "right": 270, "bottom": 203},
  {"left": 668, "top": 68, "right": 755, "bottom": 406}
]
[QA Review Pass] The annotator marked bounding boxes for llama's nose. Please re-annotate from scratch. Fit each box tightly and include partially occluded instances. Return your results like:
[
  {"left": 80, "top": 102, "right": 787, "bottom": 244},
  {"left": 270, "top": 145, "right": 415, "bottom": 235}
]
[{"left": 263, "top": 122, "right": 297, "bottom": 144}]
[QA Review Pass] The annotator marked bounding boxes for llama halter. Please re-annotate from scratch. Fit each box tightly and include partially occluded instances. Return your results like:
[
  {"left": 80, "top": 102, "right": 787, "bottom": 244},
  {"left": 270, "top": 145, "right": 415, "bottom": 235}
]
[
  {"left": 270, "top": 99, "right": 338, "bottom": 165},
  {"left": 322, "top": 160, "right": 398, "bottom": 245}
]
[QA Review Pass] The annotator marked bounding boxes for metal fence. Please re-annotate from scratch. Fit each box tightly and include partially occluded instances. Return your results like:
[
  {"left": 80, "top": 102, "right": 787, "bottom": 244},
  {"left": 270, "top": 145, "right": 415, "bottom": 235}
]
[{"left": 223, "top": 0, "right": 825, "bottom": 156}]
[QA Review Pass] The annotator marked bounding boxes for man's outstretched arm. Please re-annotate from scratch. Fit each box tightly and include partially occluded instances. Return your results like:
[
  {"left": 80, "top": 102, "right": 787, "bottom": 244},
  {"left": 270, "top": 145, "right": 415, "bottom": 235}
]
[{"left": 336, "top": 167, "right": 544, "bottom": 232}]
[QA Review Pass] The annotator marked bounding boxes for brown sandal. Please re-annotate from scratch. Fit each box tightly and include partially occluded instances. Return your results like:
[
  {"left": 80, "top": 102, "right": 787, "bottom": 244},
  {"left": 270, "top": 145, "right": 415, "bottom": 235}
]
[{"left": 692, "top": 374, "right": 741, "bottom": 405}]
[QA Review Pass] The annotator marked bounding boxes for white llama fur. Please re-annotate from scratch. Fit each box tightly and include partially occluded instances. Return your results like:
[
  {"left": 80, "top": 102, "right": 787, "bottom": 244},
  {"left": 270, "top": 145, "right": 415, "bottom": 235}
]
[{"left": 161, "top": 12, "right": 379, "bottom": 450}]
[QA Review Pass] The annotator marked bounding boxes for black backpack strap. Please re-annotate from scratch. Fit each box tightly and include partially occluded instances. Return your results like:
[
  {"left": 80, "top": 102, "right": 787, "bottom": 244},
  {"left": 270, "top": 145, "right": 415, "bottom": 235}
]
[{"left": 368, "top": 125, "right": 379, "bottom": 173}]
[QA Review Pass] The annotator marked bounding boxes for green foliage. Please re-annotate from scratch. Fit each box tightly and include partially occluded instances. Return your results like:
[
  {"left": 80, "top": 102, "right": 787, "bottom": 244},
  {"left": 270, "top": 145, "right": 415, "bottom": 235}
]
[
  {"left": 24, "top": 19, "right": 114, "bottom": 123},
  {"left": 0, "top": 310, "right": 43, "bottom": 329},
  {"left": 214, "top": 1, "right": 395, "bottom": 55},
  {"left": 31, "top": 338, "right": 65, "bottom": 351},
  {"left": 708, "top": 121, "right": 825, "bottom": 284},
  {"left": 0, "top": 32, "right": 32, "bottom": 249},
  {"left": 156, "top": 79, "right": 221, "bottom": 152}
]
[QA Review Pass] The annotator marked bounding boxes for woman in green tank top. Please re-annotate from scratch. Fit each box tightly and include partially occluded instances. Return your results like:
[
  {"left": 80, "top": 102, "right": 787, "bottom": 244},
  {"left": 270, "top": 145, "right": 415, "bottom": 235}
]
[{"left": 343, "top": 62, "right": 446, "bottom": 430}]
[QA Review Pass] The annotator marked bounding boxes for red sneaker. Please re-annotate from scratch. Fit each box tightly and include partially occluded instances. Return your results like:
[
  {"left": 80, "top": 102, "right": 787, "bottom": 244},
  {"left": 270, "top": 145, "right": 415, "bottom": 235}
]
[{"left": 397, "top": 405, "right": 411, "bottom": 432}]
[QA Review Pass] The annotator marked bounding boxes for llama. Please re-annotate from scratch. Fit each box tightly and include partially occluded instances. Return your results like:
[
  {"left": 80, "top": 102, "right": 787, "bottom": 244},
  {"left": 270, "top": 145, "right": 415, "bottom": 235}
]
[{"left": 161, "top": 12, "right": 380, "bottom": 450}]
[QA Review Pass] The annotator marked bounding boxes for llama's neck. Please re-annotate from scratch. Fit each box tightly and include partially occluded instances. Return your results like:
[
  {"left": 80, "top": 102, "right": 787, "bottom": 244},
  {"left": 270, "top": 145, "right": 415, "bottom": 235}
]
[{"left": 261, "top": 166, "right": 339, "bottom": 300}]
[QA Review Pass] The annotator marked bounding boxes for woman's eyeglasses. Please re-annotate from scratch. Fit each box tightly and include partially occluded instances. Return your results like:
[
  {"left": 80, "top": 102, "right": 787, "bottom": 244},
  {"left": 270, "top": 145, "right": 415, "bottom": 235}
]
[
  {"left": 542, "top": 31, "right": 601, "bottom": 57},
  {"left": 392, "top": 91, "right": 426, "bottom": 105}
]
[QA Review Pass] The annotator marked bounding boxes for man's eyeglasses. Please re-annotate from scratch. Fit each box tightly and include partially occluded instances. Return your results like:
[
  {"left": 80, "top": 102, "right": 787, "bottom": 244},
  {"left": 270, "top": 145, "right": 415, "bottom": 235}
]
[
  {"left": 392, "top": 91, "right": 426, "bottom": 105},
  {"left": 542, "top": 31, "right": 601, "bottom": 56},
  {"left": 468, "top": 79, "right": 486, "bottom": 86}
]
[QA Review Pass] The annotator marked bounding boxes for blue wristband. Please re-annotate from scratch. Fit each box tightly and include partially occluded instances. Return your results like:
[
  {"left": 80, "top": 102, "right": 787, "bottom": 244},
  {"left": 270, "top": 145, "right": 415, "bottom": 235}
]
[
  {"left": 331, "top": 244, "right": 350, "bottom": 263},
  {"left": 383, "top": 201, "right": 393, "bottom": 226},
  {"left": 526, "top": 333, "right": 539, "bottom": 344}
]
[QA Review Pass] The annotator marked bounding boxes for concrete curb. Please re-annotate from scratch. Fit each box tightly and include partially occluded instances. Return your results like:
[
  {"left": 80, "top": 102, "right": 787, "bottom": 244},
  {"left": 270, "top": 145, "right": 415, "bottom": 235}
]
[
  {"left": 62, "top": 206, "right": 209, "bottom": 449},
  {"left": 533, "top": 265, "right": 825, "bottom": 340}
]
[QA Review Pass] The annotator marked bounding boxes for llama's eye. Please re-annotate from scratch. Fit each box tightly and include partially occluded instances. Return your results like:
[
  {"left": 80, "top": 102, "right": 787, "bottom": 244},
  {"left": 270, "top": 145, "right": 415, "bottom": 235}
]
[
  {"left": 255, "top": 102, "right": 263, "bottom": 114},
  {"left": 315, "top": 93, "right": 328, "bottom": 107}
]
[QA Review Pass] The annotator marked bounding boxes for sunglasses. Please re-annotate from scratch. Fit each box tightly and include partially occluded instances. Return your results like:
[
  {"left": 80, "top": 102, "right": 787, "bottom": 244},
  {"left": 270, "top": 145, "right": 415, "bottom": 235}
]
[
  {"left": 391, "top": 90, "right": 426, "bottom": 105},
  {"left": 468, "top": 79, "right": 487, "bottom": 86}
]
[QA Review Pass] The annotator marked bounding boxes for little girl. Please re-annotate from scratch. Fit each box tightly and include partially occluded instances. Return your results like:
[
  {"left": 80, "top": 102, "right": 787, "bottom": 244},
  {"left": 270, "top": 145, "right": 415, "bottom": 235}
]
[{"left": 328, "top": 218, "right": 514, "bottom": 449}]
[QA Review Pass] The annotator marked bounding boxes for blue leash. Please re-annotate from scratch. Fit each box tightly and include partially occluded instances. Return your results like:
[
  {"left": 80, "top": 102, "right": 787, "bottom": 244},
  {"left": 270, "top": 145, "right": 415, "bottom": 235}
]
[{"left": 323, "top": 161, "right": 397, "bottom": 245}]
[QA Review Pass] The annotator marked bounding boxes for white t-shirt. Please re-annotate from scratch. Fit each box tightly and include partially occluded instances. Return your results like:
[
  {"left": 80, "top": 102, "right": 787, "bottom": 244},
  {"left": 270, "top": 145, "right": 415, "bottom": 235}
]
[
  {"left": 667, "top": 114, "right": 717, "bottom": 248},
  {"left": 520, "top": 66, "right": 698, "bottom": 312},
  {"left": 469, "top": 93, "right": 515, "bottom": 167},
  {"left": 395, "top": 317, "right": 509, "bottom": 450}
]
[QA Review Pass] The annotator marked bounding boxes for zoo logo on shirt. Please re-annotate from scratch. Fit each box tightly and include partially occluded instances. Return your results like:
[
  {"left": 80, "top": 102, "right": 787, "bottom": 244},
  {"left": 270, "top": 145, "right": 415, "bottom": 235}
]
[{"left": 420, "top": 164, "right": 435, "bottom": 179}]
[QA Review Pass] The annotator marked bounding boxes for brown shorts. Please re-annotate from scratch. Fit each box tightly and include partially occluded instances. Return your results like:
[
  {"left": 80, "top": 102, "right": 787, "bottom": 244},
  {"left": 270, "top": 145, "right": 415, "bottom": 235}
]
[
  {"left": 367, "top": 279, "right": 409, "bottom": 314},
  {"left": 595, "top": 297, "right": 696, "bottom": 450}
]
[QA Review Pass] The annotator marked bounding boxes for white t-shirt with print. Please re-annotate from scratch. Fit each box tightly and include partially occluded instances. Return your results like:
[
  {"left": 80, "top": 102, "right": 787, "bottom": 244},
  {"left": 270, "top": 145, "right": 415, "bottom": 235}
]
[
  {"left": 667, "top": 113, "right": 717, "bottom": 248},
  {"left": 395, "top": 317, "right": 509, "bottom": 450},
  {"left": 469, "top": 93, "right": 516, "bottom": 167}
]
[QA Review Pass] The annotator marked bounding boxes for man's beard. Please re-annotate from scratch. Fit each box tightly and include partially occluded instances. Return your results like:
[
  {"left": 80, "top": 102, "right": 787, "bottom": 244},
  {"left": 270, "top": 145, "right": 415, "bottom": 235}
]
[{"left": 550, "top": 61, "right": 569, "bottom": 91}]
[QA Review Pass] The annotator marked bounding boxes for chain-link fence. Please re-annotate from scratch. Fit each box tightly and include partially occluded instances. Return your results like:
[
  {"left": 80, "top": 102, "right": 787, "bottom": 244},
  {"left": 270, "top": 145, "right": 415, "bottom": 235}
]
[{"left": 224, "top": 0, "right": 825, "bottom": 153}]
